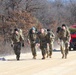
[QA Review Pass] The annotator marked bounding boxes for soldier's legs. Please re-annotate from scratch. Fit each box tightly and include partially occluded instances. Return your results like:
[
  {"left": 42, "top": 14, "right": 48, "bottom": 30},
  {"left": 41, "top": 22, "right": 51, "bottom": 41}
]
[
  {"left": 46, "top": 44, "right": 49, "bottom": 58},
  {"left": 60, "top": 40, "right": 65, "bottom": 59},
  {"left": 14, "top": 42, "right": 21, "bottom": 60},
  {"left": 49, "top": 43, "right": 53, "bottom": 58},
  {"left": 46, "top": 49, "right": 49, "bottom": 58},
  {"left": 41, "top": 48, "right": 47, "bottom": 59},
  {"left": 65, "top": 42, "right": 69, "bottom": 59},
  {"left": 31, "top": 44, "right": 36, "bottom": 59}
]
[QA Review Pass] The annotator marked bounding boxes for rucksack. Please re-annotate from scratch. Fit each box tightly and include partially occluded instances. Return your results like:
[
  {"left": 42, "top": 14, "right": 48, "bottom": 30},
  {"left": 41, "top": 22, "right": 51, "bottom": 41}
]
[
  {"left": 28, "top": 27, "right": 37, "bottom": 41},
  {"left": 56, "top": 27, "right": 61, "bottom": 33},
  {"left": 19, "top": 29, "right": 24, "bottom": 41}
]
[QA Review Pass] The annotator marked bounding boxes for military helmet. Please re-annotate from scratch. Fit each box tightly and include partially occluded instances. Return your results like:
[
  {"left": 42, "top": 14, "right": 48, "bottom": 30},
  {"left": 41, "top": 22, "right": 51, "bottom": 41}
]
[
  {"left": 47, "top": 29, "right": 50, "bottom": 31},
  {"left": 62, "top": 24, "right": 66, "bottom": 27},
  {"left": 14, "top": 28, "right": 19, "bottom": 31},
  {"left": 31, "top": 27, "right": 36, "bottom": 31}
]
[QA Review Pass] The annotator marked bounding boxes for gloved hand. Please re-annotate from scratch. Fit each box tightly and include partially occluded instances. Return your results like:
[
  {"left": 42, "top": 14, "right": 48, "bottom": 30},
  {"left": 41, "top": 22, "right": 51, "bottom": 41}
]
[
  {"left": 11, "top": 44, "right": 13, "bottom": 47},
  {"left": 22, "top": 43, "right": 24, "bottom": 47}
]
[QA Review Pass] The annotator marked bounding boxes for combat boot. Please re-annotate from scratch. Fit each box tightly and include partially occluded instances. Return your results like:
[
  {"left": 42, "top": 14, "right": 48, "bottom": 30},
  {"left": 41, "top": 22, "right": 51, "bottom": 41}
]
[
  {"left": 33, "top": 56, "right": 36, "bottom": 59},
  {"left": 62, "top": 54, "right": 64, "bottom": 59},
  {"left": 16, "top": 55, "right": 20, "bottom": 61},
  {"left": 49, "top": 55, "right": 52, "bottom": 58},
  {"left": 65, "top": 54, "right": 67, "bottom": 59},
  {"left": 42, "top": 55, "right": 45, "bottom": 59},
  {"left": 47, "top": 53, "right": 51, "bottom": 58},
  {"left": 47, "top": 54, "right": 48, "bottom": 58},
  {"left": 49, "top": 54, "right": 52, "bottom": 58}
]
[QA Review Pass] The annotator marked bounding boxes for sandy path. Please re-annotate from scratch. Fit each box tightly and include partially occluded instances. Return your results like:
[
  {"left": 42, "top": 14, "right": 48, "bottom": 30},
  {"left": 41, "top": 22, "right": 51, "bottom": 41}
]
[{"left": 0, "top": 51, "right": 76, "bottom": 75}]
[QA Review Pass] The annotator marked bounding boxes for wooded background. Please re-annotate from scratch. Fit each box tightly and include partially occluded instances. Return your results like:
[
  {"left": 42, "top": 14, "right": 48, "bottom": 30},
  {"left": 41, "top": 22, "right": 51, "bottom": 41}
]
[{"left": 0, "top": 0, "right": 76, "bottom": 55}]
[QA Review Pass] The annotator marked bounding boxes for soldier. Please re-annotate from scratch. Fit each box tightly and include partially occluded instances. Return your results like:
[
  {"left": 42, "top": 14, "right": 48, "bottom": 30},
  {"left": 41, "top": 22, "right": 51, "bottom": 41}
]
[
  {"left": 57, "top": 24, "right": 70, "bottom": 59},
  {"left": 46, "top": 29, "right": 55, "bottom": 58},
  {"left": 38, "top": 28, "right": 47, "bottom": 59},
  {"left": 11, "top": 28, "right": 24, "bottom": 60},
  {"left": 28, "top": 27, "right": 38, "bottom": 59}
]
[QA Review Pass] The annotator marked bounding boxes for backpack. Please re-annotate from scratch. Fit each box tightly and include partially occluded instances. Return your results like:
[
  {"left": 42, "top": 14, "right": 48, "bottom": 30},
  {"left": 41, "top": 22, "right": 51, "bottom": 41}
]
[
  {"left": 19, "top": 29, "right": 24, "bottom": 41},
  {"left": 28, "top": 27, "right": 37, "bottom": 41},
  {"left": 56, "top": 27, "right": 61, "bottom": 33}
]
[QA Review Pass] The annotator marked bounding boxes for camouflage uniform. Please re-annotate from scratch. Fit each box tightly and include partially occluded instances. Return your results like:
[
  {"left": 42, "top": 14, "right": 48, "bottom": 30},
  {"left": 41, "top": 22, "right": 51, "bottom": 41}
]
[
  {"left": 11, "top": 29, "right": 24, "bottom": 60},
  {"left": 38, "top": 31, "right": 47, "bottom": 59},
  {"left": 28, "top": 28, "right": 38, "bottom": 59},
  {"left": 57, "top": 25, "right": 70, "bottom": 59},
  {"left": 46, "top": 30, "right": 55, "bottom": 58}
]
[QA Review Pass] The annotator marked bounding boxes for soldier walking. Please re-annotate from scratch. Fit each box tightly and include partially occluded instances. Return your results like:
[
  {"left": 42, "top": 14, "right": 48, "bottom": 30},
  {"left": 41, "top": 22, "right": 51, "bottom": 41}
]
[
  {"left": 57, "top": 24, "right": 70, "bottom": 59},
  {"left": 28, "top": 27, "right": 38, "bottom": 59},
  {"left": 11, "top": 28, "right": 24, "bottom": 60},
  {"left": 38, "top": 28, "right": 47, "bottom": 59},
  {"left": 46, "top": 29, "right": 55, "bottom": 58}
]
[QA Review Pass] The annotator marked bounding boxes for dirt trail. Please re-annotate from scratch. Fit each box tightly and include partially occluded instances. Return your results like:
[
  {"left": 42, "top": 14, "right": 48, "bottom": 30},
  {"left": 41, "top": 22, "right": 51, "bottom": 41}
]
[{"left": 0, "top": 51, "right": 76, "bottom": 75}]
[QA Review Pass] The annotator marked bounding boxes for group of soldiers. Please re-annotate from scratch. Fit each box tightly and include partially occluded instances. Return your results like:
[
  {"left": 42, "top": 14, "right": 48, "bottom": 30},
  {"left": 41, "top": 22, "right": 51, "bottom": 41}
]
[
  {"left": 28, "top": 27, "right": 55, "bottom": 59},
  {"left": 11, "top": 24, "right": 70, "bottom": 61}
]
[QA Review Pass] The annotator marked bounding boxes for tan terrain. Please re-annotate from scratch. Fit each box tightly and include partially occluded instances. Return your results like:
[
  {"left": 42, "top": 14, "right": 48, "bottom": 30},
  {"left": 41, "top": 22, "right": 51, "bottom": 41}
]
[{"left": 0, "top": 50, "right": 76, "bottom": 75}]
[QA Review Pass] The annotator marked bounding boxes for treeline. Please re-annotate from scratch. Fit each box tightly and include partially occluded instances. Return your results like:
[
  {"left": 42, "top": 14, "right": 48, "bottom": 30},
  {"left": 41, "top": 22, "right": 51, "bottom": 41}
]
[
  {"left": 0, "top": 0, "right": 76, "bottom": 54},
  {"left": 0, "top": 0, "right": 76, "bottom": 44},
  {"left": 0, "top": 0, "right": 76, "bottom": 30}
]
